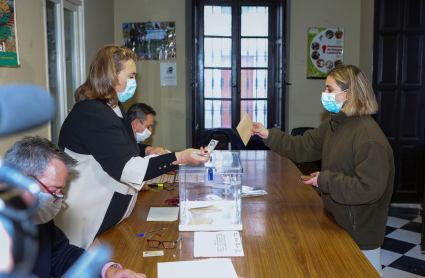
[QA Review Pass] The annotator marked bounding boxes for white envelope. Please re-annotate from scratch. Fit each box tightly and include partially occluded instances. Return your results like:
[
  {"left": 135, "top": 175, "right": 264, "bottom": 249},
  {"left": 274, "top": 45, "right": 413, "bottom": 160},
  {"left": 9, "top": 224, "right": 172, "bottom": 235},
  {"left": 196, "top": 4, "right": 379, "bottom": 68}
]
[{"left": 147, "top": 207, "right": 179, "bottom": 221}]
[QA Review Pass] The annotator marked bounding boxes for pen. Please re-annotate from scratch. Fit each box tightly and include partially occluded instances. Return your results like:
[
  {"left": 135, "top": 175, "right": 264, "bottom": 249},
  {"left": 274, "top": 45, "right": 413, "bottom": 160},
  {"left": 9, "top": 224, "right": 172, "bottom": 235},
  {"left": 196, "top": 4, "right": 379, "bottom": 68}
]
[{"left": 137, "top": 228, "right": 166, "bottom": 237}]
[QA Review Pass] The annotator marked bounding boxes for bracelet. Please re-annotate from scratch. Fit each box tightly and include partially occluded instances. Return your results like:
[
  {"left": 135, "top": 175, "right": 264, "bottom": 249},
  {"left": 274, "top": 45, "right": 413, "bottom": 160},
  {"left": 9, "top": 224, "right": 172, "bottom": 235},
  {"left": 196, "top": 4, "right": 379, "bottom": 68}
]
[{"left": 101, "top": 262, "right": 122, "bottom": 278}]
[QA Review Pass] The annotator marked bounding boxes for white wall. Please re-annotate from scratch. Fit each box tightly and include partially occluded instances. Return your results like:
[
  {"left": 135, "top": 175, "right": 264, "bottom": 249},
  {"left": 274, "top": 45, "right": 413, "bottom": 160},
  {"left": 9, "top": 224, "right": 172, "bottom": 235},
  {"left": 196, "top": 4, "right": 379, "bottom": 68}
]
[
  {"left": 114, "top": 0, "right": 190, "bottom": 151},
  {"left": 84, "top": 0, "right": 115, "bottom": 73},
  {"left": 0, "top": 0, "right": 49, "bottom": 155},
  {"left": 0, "top": 0, "right": 116, "bottom": 156},
  {"left": 359, "top": 0, "right": 374, "bottom": 81},
  {"left": 286, "top": 0, "right": 364, "bottom": 132}
]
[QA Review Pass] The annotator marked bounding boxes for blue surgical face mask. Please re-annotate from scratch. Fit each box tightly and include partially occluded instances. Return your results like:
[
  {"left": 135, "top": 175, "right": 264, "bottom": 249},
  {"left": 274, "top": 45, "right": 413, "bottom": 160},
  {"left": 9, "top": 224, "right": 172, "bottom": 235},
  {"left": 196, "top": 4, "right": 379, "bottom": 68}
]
[
  {"left": 116, "top": 74, "right": 136, "bottom": 102},
  {"left": 321, "top": 90, "right": 347, "bottom": 113}
]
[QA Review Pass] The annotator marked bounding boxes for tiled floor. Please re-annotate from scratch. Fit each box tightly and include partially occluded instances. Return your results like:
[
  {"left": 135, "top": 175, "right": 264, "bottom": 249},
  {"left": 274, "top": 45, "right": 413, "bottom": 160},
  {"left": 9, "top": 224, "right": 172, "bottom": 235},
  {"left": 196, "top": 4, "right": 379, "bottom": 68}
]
[{"left": 382, "top": 212, "right": 425, "bottom": 277}]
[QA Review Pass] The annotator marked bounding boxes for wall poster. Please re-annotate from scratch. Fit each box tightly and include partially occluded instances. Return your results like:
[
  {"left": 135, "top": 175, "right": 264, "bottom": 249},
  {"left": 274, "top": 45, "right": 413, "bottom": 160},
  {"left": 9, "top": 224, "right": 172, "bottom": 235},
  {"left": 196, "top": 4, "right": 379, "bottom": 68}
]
[
  {"left": 0, "top": 0, "right": 19, "bottom": 66},
  {"left": 307, "top": 27, "right": 344, "bottom": 79},
  {"left": 123, "top": 21, "right": 176, "bottom": 61},
  {"left": 160, "top": 62, "right": 177, "bottom": 86}
]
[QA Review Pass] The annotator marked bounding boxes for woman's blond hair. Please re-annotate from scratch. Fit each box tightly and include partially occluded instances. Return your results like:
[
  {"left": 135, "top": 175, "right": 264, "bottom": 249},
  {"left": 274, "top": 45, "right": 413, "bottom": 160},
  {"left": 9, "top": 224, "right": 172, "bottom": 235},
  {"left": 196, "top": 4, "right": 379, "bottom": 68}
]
[
  {"left": 75, "top": 44, "right": 137, "bottom": 108},
  {"left": 327, "top": 65, "right": 378, "bottom": 116}
]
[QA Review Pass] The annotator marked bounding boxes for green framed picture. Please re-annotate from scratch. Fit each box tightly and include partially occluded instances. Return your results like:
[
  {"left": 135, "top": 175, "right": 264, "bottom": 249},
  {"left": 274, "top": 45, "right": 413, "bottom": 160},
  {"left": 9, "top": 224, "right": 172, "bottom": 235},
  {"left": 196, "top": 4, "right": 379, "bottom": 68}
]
[{"left": 307, "top": 27, "right": 344, "bottom": 79}]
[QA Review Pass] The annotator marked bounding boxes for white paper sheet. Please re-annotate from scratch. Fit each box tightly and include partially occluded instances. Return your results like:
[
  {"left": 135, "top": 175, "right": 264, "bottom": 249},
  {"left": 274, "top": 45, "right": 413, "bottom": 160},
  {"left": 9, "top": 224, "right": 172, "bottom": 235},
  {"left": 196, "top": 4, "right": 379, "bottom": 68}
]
[
  {"left": 146, "top": 207, "right": 179, "bottom": 221},
  {"left": 194, "top": 231, "right": 244, "bottom": 257},
  {"left": 157, "top": 259, "right": 238, "bottom": 278}
]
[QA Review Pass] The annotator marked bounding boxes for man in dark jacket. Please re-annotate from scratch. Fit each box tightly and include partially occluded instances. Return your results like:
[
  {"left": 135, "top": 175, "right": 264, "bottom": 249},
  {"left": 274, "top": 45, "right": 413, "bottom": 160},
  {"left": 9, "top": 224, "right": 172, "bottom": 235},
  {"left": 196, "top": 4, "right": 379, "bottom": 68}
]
[{"left": 3, "top": 136, "right": 146, "bottom": 278}]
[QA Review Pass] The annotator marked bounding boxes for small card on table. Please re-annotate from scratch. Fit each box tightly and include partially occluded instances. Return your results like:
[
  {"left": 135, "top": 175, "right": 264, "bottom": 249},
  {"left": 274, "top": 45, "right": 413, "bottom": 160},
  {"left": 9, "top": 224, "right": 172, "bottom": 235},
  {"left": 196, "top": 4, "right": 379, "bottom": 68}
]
[{"left": 143, "top": 250, "right": 164, "bottom": 257}]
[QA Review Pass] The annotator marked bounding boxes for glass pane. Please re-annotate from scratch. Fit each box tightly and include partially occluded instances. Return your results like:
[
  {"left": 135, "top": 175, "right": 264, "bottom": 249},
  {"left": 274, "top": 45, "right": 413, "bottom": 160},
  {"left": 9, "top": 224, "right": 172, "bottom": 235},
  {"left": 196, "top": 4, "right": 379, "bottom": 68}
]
[
  {"left": 204, "top": 6, "right": 232, "bottom": 36},
  {"left": 241, "top": 100, "right": 267, "bottom": 127},
  {"left": 241, "top": 38, "right": 268, "bottom": 68},
  {"left": 241, "top": 6, "right": 268, "bottom": 37},
  {"left": 241, "top": 70, "right": 267, "bottom": 98},
  {"left": 204, "top": 69, "right": 232, "bottom": 99},
  {"left": 64, "top": 9, "right": 77, "bottom": 111},
  {"left": 204, "top": 38, "right": 231, "bottom": 68},
  {"left": 205, "top": 100, "right": 232, "bottom": 128},
  {"left": 46, "top": 1, "right": 60, "bottom": 143}
]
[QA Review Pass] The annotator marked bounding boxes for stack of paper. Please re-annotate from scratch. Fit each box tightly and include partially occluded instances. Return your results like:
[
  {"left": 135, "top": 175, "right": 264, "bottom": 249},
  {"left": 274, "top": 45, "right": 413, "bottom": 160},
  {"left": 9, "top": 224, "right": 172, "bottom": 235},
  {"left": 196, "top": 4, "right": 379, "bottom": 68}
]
[
  {"left": 146, "top": 207, "right": 179, "bottom": 221},
  {"left": 158, "top": 258, "right": 238, "bottom": 278}
]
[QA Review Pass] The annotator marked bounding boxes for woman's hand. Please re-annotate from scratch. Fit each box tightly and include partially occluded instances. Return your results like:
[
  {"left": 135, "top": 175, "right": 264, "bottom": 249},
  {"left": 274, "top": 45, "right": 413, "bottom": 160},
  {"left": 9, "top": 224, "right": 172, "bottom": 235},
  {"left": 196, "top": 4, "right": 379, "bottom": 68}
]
[
  {"left": 145, "top": 146, "right": 169, "bottom": 156},
  {"left": 105, "top": 266, "right": 146, "bottom": 278},
  {"left": 301, "top": 172, "right": 320, "bottom": 187},
  {"left": 174, "top": 148, "right": 210, "bottom": 165},
  {"left": 140, "top": 183, "right": 149, "bottom": 191},
  {"left": 251, "top": 122, "right": 269, "bottom": 139}
]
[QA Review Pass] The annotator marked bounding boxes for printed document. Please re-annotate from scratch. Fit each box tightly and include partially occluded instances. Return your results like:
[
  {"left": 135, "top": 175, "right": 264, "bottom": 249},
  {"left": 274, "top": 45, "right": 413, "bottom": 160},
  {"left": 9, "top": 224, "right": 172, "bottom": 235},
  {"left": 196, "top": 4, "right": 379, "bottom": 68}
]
[
  {"left": 158, "top": 258, "right": 238, "bottom": 278},
  {"left": 194, "top": 231, "right": 244, "bottom": 257}
]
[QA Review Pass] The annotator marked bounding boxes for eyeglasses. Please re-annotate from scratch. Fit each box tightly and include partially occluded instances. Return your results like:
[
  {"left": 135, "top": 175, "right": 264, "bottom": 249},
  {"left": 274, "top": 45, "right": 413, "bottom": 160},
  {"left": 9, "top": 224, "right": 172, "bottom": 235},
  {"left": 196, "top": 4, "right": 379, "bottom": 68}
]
[
  {"left": 30, "top": 176, "right": 66, "bottom": 204},
  {"left": 147, "top": 233, "right": 182, "bottom": 249},
  {"left": 164, "top": 171, "right": 178, "bottom": 192}
]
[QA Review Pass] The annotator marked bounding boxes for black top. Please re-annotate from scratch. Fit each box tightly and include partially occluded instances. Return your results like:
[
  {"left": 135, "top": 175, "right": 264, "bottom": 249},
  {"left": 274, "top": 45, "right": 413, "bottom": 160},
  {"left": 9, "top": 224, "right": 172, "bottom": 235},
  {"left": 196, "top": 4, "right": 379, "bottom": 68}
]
[
  {"left": 59, "top": 100, "right": 178, "bottom": 181},
  {"left": 32, "top": 220, "right": 86, "bottom": 278}
]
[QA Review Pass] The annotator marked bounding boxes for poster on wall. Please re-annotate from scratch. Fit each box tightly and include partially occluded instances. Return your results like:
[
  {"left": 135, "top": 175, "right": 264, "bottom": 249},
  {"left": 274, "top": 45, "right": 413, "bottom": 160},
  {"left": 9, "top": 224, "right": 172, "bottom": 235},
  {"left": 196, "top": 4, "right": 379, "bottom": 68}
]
[
  {"left": 160, "top": 62, "right": 177, "bottom": 86},
  {"left": 0, "top": 0, "right": 19, "bottom": 66},
  {"left": 123, "top": 21, "right": 176, "bottom": 61},
  {"left": 307, "top": 28, "right": 344, "bottom": 79}
]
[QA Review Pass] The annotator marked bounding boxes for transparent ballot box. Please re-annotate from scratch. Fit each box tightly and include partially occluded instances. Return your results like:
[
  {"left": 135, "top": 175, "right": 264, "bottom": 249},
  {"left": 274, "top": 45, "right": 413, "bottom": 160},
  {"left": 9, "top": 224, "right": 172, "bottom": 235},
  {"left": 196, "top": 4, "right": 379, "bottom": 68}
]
[{"left": 179, "top": 151, "right": 243, "bottom": 231}]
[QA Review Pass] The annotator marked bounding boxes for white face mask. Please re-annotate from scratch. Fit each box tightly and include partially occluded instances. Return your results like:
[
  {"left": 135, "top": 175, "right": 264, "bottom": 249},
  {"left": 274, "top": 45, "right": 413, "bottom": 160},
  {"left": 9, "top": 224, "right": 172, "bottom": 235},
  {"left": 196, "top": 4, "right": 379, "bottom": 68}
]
[
  {"left": 32, "top": 193, "right": 63, "bottom": 225},
  {"left": 136, "top": 126, "right": 152, "bottom": 143}
]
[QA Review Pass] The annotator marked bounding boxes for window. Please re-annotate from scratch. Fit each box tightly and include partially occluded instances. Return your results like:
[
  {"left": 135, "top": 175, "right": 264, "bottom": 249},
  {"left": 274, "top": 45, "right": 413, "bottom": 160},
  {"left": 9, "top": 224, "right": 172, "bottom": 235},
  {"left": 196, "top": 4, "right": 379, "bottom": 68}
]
[
  {"left": 193, "top": 0, "right": 286, "bottom": 146},
  {"left": 45, "top": 0, "right": 85, "bottom": 143}
]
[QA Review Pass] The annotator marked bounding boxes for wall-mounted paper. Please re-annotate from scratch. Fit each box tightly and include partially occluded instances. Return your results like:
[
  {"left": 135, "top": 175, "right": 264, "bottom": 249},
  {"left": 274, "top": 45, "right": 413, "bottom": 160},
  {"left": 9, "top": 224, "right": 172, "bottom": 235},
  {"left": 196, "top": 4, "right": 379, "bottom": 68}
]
[{"left": 160, "top": 62, "right": 177, "bottom": 86}]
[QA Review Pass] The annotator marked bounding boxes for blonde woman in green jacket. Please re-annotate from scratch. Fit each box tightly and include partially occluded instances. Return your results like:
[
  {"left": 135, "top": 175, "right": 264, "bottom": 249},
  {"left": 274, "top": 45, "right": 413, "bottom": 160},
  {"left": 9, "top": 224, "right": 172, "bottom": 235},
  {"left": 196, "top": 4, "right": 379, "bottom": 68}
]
[{"left": 251, "top": 65, "right": 394, "bottom": 277}]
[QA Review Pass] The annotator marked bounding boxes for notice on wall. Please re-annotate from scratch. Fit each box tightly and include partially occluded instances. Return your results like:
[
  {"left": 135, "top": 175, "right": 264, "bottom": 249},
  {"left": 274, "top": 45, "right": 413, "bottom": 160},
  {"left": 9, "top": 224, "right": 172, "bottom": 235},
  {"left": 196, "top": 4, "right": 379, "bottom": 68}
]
[
  {"left": 307, "top": 28, "right": 344, "bottom": 79},
  {"left": 160, "top": 62, "right": 177, "bottom": 86},
  {"left": 0, "top": 0, "right": 19, "bottom": 66}
]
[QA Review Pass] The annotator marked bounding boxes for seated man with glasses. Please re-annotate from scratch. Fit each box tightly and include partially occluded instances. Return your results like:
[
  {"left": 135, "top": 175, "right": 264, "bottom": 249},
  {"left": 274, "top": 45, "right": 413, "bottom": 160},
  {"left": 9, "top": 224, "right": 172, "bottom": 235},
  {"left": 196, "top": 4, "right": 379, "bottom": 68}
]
[{"left": 3, "top": 136, "right": 146, "bottom": 278}]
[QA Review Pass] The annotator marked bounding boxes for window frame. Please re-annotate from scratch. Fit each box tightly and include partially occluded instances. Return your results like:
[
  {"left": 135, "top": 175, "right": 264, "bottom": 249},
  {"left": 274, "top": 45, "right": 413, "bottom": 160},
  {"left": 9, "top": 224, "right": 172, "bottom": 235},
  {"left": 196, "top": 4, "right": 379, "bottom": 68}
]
[
  {"left": 192, "top": 0, "right": 286, "bottom": 147},
  {"left": 43, "top": 0, "right": 86, "bottom": 142}
]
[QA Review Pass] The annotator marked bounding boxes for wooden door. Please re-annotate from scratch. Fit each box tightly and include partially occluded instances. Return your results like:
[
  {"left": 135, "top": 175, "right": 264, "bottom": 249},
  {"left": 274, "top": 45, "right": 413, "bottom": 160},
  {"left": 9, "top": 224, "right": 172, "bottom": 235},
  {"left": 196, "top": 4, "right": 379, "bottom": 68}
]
[{"left": 373, "top": 0, "right": 425, "bottom": 203}]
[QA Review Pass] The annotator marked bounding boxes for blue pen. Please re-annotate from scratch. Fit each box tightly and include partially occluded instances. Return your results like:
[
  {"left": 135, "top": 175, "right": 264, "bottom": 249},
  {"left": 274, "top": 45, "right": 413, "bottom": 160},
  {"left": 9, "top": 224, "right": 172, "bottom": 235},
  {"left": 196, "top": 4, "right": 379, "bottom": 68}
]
[{"left": 137, "top": 228, "right": 166, "bottom": 237}]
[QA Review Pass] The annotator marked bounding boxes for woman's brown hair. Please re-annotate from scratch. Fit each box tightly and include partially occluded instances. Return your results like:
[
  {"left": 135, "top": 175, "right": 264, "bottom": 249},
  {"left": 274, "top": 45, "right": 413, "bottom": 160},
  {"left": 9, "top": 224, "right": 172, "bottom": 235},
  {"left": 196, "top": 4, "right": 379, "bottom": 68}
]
[
  {"left": 74, "top": 44, "right": 137, "bottom": 107},
  {"left": 327, "top": 65, "right": 378, "bottom": 117}
]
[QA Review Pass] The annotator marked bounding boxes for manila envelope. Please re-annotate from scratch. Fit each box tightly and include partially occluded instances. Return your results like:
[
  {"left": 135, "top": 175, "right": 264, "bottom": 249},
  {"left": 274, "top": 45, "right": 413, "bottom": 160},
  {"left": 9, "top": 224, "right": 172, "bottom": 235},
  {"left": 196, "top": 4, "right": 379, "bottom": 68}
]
[
  {"left": 236, "top": 112, "right": 253, "bottom": 146},
  {"left": 189, "top": 205, "right": 222, "bottom": 215}
]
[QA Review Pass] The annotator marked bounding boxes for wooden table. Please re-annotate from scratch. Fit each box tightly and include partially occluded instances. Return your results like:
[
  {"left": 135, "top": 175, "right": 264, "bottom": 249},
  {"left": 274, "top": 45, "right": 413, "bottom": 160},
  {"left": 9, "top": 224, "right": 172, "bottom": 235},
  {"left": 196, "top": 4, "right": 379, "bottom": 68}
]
[{"left": 91, "top": 151, "right": 380, "bottom": 277}]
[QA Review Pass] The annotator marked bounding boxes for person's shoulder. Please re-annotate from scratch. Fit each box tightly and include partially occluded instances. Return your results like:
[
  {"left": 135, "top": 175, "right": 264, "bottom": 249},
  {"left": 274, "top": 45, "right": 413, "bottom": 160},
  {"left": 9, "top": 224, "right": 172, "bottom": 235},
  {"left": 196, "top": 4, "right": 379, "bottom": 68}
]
[
  {"left": 74, "top": 99, "right": 107, "bottom": 109},
  {"left": 71, "top": 100, "right": 112, "bottom": 116},
  {"left": 353, "top": 115, "right": 391, "bottom": 148}
]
